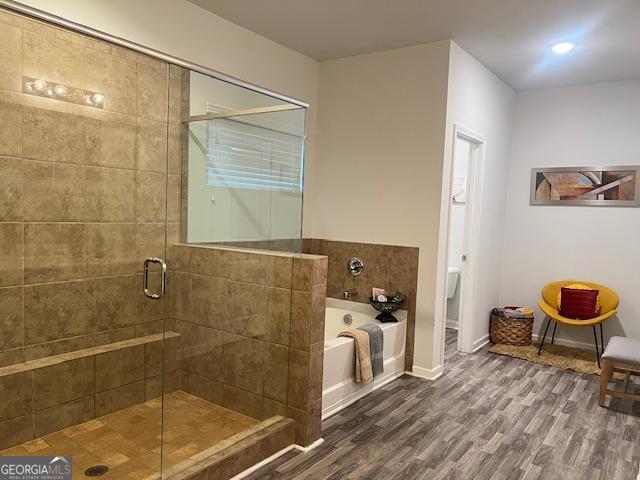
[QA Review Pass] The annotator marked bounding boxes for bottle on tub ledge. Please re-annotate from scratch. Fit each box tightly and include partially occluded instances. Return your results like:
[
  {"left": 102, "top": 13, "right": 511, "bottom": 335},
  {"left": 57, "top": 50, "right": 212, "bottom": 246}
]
[{"left": 369, "top": 288, "right": 406, "bottom": 323}]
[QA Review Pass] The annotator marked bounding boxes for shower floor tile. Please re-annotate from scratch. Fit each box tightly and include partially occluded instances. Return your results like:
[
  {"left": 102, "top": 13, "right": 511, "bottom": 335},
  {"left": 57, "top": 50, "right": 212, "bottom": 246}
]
[{"left": 0, "top": 390, "right": 262, "bottom": 479}]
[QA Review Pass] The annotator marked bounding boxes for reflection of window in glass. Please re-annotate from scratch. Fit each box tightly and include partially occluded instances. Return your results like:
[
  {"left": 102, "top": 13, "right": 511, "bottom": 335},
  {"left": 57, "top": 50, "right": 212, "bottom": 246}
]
[{"left": 205, "top": 108, "right": 303, "bottom": 193}]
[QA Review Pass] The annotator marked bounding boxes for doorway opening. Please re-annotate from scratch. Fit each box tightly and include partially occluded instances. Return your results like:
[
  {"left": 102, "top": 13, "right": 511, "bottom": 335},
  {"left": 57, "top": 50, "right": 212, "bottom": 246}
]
[{"left": 443, "top": 127, "right": 485, "bottom": 359}]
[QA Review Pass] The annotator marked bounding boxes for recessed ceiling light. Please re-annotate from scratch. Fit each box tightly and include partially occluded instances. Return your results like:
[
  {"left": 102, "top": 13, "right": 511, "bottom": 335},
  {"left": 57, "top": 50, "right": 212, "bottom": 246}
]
[{"left": 552, "top": 42, "right": 574, "bottom": 54}]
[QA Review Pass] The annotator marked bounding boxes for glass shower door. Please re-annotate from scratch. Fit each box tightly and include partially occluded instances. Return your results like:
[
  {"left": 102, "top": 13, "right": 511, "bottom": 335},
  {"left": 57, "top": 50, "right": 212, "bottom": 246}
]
[{"left": 0, "top": 7, "right": 170, "bottom": 479}]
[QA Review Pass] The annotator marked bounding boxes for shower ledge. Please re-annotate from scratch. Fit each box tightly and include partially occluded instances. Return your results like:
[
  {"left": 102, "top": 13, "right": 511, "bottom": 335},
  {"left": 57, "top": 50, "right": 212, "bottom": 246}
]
[{"left": 0, "top": 331, "right": 180, "bottom": 378}]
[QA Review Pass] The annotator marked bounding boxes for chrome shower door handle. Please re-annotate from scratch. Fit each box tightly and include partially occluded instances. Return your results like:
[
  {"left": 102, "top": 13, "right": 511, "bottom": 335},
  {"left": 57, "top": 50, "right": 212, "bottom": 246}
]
[{"left": 143, "top": 257, "right": 167, "bottom": 299}]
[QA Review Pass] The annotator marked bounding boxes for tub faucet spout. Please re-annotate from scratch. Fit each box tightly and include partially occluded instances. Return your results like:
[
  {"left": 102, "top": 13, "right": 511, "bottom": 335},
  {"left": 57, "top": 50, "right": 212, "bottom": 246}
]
[{"left": 343, "top": 288, "right": 358, "bottom": 299}]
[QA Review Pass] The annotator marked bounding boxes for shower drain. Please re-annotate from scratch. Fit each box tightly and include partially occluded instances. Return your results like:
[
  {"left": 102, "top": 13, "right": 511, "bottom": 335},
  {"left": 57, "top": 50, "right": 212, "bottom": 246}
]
[{"left": 84, "top": 465, "right": 110, "bottom": 476}]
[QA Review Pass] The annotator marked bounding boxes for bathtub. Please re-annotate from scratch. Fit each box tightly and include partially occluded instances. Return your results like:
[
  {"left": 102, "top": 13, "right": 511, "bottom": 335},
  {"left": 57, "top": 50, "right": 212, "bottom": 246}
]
[{"left": 322, "top": 298, "right": 407, "bottom": 419}]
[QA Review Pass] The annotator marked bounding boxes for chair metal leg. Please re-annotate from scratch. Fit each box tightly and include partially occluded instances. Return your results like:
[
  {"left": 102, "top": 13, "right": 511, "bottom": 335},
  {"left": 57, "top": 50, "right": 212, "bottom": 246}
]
[
  {"left": 599, "top": 323, "right": 604, "bottom": 357},
  {"left": 592, "top": 326, "right": 601, "bottom": 368},
  {"left": 551, "top": 321, "right": 558, "bottom": 344},
  {"left": 538, "top": 316, "right": 552, "bottom": 355}
]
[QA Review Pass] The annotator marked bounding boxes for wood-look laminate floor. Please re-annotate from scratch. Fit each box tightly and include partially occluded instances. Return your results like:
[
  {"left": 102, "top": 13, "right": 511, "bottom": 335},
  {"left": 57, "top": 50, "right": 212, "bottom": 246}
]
[{"left": 247, "top": 329, "right": 640, "bottom": 480}]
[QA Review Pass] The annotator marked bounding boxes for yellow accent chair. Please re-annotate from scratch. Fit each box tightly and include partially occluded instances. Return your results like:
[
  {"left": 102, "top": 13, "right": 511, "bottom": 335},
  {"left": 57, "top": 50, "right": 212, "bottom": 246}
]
[{"left": 537, "top": 280, "right": 619, "bottom": 367}]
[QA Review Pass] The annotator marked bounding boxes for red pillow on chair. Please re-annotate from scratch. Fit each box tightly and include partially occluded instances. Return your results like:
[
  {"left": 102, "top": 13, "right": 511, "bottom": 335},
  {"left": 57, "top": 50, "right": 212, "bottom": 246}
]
[{"left": 559, "top": 287, "right": 600, "bottom": 319}]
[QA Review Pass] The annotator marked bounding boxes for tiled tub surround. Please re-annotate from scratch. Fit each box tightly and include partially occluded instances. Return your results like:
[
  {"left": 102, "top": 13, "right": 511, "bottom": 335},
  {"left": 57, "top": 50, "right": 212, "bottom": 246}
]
[
  {"left": 170, "top": 244, "right": 327, "bottom": 447},
  {"left": 303, "top": 239, "right": 419, "bottom": 371}
]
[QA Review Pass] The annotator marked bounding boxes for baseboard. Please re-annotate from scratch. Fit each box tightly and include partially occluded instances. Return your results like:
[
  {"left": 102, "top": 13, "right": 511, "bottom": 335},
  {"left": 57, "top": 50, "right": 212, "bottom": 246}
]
[
  {"left": 472, "top": 334, "right": 490, "bottom": 352},
  {"left": 407, "top": 364, "right": 443, "bottom": 380},
  {"left": 531, "top": 333, "right": 604, "bottom": 351},
  {"left": 229, "top": 438, "right": 325, "bottom": 479},
  {"left": 294, "top": 438, "right": 324, "bottom": 453},
  {"left": 446, "top": 320, "right": 459, "bottom": 330},
  {"left": 229, "top": 445, "right": 295, "bottom": 480}
]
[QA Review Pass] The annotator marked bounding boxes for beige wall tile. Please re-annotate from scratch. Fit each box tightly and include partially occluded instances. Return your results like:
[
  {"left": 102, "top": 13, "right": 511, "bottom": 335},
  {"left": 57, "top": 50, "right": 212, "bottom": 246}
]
[
  {"left": 167, "top": 174, "right": 180, "bottom": 222},
  {"left": 95, "top": 381, "right": 145, "bottom": 417},
  {"left": 0, "top": 101, "right": 22, "bottom": 158},
  {"left": 23, "top": 160, "right": 85, "bottom": 221},
  {"left": 34, "top": 395, "right": 93, "bottom": 437},
  {"left": 287, "top": 348, "right": 308, "bottom": 410},
  {"left": 85, "top": 50, "right": 137, "bottom": 116},
  {"left": 191, "top": 274, "right": 227, "bottom": 329},
  {"left": 307, "top": 342, "right": 324, "bottom": 404},
  {"left": 95, "top": 345, "right": 145, "bottom": 392},
  {"left": 264, "top": 287, "right": 291, "bottom": 346},
  {"left": 23, "top": 336, "right": 86, "bottom": 362},
  {"left": 136, "top": 223, "right": 166, "bottom": 268},
  {"left": 267, "top": 255, "right": 293, "bottom": 289},
  {"left": 309, "top": 284, "right": 326, "bottom": 345},
  {"left": 0, "top": 414, "right": 34, "bottom": 451},
  {"left": 180, "top": 371, "right": 223, "bottom": 405},
  {"left": 86, "top": 119, "right": 137, "bottom": 170},
  {"left": 223, "top": 281, "right": 267, "bottom": 337},
  {"left": 86, "top": 223, "right": 136, "bottom": 276},
  {"left": 137, "top": 119, "right": 167, "bottom": 172},
  {"left": 262, "top": 398, "right": 287, "bottom": 420},
  {"left": 304, "top": 398, "right": 322, "bottom": 445},
  {"left": 85, "top": 275, "right": 136, "bottom": 331},
  {"left": 0, "top": 371, "right": 33, "bottom": 421},
  {"left": 223, "top": 336, "right": 265, "bottom": 395},
  {"left": 24, "top": 223, "right": 84, "bottom": 281},
  {"left": 138, "top": 62, "right": 168, "bottom": 123},
  {"left": 135, "top": 171, "right": 166, "bottom": 222},
  {"left": 0, "top": 156, "right": 23, "bottom": 221},
  {"left": 0, "top": 287, "right": 23, "bottom": 351},
  {"left": 145, "top": 336, "right": 179, "bottom": 378},
  {"left": 263, "top": 343, "right": 289, "bottom": 403},
  {"left": 85, "top": 167, "right": 136, "bottom": 221},
  {"left": 23, "top": 29, "right": 84, "bottom": 86},
  {"left": 292, "top": 257, "right": 313, "bottom": 291},
  {"left": 289, "top": 290, "right": 310, "bottom": 350},
  {"left": 85, "top": 326, "right": 136, "bottom": 348},
  {"left": 0, "top": 23, "right": 21, "bottom": 92},
  {"left": 222, "top": 384, "right": 262, "bottom": 420},
  {"left": 178, "top": 322, "right": 225, "bottom": 382},
  {"left": 189, "top": 247, "right": 218, "bottom": 277},
  {"left": 24, "top": 281, "right": 87, "bottom": 345},
  {"left": 33, "top": 357, "right": 94, "bottom": 411},
  {"left": 218, "top": 249, "right": 269, "bottom": 284},
  {"left": 0, "top": 348, "right": 24, "bottom": 368},
  {"left": 22, "top": 108, "right": 87, "bottom": 164},
  {"left": 169, "top": 244, "right": 191, "bottom": 272},
  {"left": 169, "top": 272, "right": 191, "bottom": 321},
  {"left": 135, "top": 274, "right": 164, "bottom": 325},
  {"left": 167, "top": 124, "right": 182, "bottom": 175},
  {"left": 0, "top": 223, "right": 23, "bottom": 287}
]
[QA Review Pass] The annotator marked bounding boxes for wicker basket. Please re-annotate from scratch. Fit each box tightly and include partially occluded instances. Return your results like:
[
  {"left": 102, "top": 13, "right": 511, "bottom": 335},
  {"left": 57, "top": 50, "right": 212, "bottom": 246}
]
[{"left": 489, "top": 312, "right": 533, "bottom": 346}]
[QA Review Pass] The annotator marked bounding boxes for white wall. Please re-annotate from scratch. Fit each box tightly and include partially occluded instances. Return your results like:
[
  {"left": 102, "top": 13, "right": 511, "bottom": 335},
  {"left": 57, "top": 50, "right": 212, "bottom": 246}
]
[
  {"left": 436, "top": 42, "right": 515, "bottom": 362},
  {"left": 499, "top": 79, "right": 640, "bottom": 347},
  {"left": 17, "top": 0, "right": 319, "bottom": 236},
  {"left": 314, "top": 42, "right": 451, "bottom": 373}
]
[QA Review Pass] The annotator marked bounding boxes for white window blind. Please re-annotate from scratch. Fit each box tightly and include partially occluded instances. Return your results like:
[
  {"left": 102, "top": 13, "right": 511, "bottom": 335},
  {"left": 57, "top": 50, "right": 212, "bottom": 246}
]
[{"left": 205, "top": 113, "right": 303, "bottom": 193}]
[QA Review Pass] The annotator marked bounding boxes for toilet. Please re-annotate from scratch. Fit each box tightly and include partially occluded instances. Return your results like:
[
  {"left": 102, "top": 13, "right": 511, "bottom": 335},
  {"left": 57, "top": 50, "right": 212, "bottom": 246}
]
[{"left": 447, "top": 266, "right": 460, "bottom": 299}]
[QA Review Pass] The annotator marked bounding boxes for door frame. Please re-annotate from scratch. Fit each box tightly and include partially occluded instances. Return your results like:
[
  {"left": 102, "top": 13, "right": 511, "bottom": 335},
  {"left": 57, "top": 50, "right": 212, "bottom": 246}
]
[{"left": 435, "top": 124, "right": 486, "bottom": 364}]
